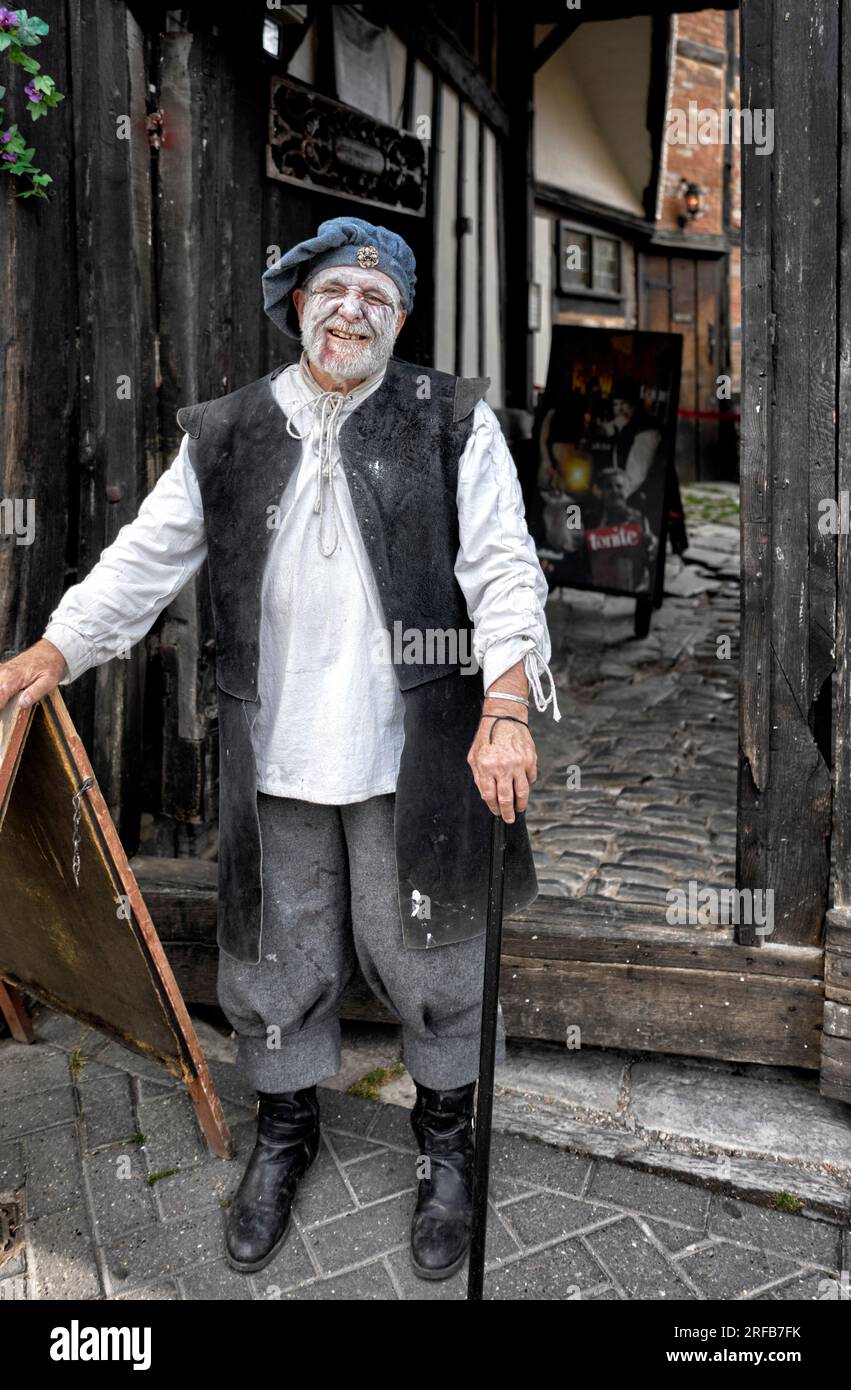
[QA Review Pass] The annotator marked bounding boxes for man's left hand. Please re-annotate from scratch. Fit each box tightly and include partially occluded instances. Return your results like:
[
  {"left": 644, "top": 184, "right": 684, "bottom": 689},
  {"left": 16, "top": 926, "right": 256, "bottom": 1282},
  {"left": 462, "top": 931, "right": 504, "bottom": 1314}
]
[{"left": 467, "top": 717, "right": 537, "bottom": 824}]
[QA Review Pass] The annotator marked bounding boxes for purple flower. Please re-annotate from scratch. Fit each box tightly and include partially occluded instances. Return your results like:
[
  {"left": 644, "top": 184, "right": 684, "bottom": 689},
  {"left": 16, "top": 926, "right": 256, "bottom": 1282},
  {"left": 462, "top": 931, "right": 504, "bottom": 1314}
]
[
  {"left": 24, "top": 80, "right": 39, "bottom": 103},
  {"left": 0, "top": 9, "right": 18, "bottom": 32},
  {"left": 0, "top": 130, "right": 11, "bottom": 144},
  {"left": 2, "top": 152, "right": 17, "bottom": 163}
]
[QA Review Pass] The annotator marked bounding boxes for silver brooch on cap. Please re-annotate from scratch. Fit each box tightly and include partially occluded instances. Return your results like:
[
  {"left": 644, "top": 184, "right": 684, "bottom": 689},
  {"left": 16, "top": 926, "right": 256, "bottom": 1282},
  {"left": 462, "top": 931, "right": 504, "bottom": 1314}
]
[{"left": 356, "top": 245, "right": 379, "bottom": 268}]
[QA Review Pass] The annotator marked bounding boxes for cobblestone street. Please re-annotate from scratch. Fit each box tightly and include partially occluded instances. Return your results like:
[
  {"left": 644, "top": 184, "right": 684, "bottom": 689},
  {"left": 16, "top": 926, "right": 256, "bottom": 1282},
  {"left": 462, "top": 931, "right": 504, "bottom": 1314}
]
[{"left": 529, "top": 513, "right": 740, "bottom": 904}]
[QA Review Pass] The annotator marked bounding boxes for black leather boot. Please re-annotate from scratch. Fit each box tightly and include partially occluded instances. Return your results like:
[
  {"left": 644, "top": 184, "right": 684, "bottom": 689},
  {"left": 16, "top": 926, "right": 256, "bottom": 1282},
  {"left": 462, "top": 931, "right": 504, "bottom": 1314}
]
[
  {"left": 225, "top": 1086, "right": 320, "bottom": 1273},
  {"left": 409, "top": 1079, "right": 476, "bottom": 1280}
]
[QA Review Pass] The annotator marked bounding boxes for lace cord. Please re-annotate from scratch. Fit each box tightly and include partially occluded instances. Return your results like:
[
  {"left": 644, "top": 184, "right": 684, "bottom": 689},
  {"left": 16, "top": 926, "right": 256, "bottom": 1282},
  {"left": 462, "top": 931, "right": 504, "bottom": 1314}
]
[
  {"left": 524, "top": 649, "right": 562, "bottom": 722},
  {"left": 284, "top": 387, "right": 348, "bottom": 556}
]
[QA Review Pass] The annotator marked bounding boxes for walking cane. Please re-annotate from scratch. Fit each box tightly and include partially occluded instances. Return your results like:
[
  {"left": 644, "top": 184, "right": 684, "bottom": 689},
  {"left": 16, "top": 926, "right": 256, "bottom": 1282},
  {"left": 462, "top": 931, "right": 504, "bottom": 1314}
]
[{"left": 467, "top": 810, "right": 507, "bottom": 1301}]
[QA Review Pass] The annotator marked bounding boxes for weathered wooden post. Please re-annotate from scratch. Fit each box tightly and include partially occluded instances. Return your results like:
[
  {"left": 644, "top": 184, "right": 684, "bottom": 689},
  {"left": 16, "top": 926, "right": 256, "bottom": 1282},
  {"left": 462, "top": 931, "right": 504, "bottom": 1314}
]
[{"left": 739, "top": 0, "right": 850, "bottom": 1098}]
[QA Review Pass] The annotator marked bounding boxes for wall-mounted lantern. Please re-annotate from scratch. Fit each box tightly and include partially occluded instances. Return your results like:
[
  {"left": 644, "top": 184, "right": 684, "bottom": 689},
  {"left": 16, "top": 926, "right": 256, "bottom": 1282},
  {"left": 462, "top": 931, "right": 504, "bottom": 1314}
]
[{"left": 677, "top": 180, "right": 704, "bottom": 229}]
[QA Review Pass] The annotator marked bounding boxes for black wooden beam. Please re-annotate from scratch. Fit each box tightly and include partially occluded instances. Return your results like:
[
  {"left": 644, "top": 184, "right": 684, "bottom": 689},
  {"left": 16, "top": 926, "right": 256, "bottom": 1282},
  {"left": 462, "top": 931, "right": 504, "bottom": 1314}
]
[
  {"left": 477, "top": 116, "right": 486, "bottom": 378},
  {"left": 738, "top": 0, "right": 836, "bottom": 948},
  {"left": 499, "top": 7, "right": 534, "bottom": 410},
  {"left": 533, "top": 19, "right": 581, "bottom": 72},
  {"left": 0, "top": 0, "right": 76, "bottom": 668},
  {"left": 64, "top": 0, "right": 157, "bottom": 849},
  {"left": 535, "top": 181, "right": 654, "bottom": 238},
  {"left": 532, "top": 0, "right": 738, "bottom": 17},
  {"left": 676, "top": 36, "right": 728, "bottom": 66},
  {"left": 381, "top": 6, "right": 509, "bottom": 136},
  {"left": 833, "top": 0, "right": 851, "bottom": 907},
  {"left": 643, "top": 15, "right": 674, "bottom": 222},
  {"left": 454, "top": 103, "right": 466, "bottom": 377}
]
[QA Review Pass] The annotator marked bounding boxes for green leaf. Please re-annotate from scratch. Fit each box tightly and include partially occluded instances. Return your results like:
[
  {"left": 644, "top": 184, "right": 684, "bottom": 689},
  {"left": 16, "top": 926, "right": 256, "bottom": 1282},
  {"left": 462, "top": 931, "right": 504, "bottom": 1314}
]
[
  {"left": 33, "top": 73, "right": 53, "bottom": 93},
  {"left": 27, "top": 103, "right": 43, "bottom": 121},
  {"left": 9, "top": 49, "right": 41, "bottom": 73},
  {"left": 0, "top": 85, "right": 6, "bottom": 100},
  {"left": 14, "top": 12, "right": 49, "bottom": 47},
  {"left": 0, "top": 35, "right": 11, "bottom": 52}
]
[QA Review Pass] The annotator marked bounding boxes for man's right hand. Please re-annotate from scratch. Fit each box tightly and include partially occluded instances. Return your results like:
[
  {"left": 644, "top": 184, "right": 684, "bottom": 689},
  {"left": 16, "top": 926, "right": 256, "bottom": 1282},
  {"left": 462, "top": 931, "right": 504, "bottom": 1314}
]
[{"left": 0, "top": 639, "right": 68, "bottom": 713}]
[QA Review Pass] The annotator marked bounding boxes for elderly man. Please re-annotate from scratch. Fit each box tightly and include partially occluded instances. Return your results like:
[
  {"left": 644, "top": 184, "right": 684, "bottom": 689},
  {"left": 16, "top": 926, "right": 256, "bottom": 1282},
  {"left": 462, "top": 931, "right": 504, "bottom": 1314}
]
[{"left": 0, "top": 217, "right": 559, "bottom": 1282}]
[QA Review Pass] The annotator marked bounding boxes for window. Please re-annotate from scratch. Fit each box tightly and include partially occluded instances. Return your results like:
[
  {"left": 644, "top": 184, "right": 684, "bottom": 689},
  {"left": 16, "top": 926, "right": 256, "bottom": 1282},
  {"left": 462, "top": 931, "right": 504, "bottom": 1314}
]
[
  {"left": 262, "top": 19, "right": 281, "bottom": 57},
  {"left": 557, "top": 222, "right": 622, "bottom": 299}
]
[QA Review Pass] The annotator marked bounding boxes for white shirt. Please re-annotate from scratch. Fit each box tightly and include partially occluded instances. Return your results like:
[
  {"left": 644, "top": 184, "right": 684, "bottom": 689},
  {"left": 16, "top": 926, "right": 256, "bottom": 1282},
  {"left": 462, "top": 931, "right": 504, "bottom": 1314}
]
[{"left": 43, "top": 355, "right": 560, "bottom": 803}]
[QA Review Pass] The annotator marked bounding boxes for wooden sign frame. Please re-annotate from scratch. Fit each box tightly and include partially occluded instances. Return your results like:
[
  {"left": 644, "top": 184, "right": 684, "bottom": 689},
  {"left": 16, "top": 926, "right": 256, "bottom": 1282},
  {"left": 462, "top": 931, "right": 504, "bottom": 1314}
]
[{"left": 0, "top": 690, "right": 232, "bottom": 1159}]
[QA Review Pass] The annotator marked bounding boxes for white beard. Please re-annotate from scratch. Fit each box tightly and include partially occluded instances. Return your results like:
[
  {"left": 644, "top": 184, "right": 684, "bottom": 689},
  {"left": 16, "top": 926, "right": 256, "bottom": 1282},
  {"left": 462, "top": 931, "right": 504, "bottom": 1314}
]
[{"left": 301, "top": 303, "right": 398, "bottom": 384}]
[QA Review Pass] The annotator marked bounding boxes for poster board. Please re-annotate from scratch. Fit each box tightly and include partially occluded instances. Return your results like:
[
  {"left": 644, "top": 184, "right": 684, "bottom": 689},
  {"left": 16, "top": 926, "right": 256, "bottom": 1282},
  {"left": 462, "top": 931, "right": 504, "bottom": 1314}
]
[
  {"left": 0, "top": 690, "right": 231, "bottom": 1158},
  {"left": 528, "top": 327, "right": 683, "bottom": 600}
]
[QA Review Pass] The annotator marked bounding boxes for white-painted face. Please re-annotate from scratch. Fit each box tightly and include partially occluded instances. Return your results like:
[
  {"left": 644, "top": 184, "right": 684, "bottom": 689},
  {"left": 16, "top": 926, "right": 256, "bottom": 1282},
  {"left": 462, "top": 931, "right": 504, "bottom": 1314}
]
[{"left": 295, "top": 264, "right": 406, "bottom": 382}]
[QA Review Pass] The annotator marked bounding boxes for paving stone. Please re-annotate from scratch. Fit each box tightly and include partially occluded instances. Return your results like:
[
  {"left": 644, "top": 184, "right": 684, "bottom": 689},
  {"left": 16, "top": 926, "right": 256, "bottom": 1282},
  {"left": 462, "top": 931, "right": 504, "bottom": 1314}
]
[
  {"left": 94, "top": 1042, "right": 180, "bottom": 1091},
  {"left": 386, "top": 1247, "right": 467, "bottom": 1300},
  {"left": 752, "top": 1271, "right": 838, "bottom": 1301},
  {"left": 27, "top": 1206, "right": 101, "bottom": 1300},
  {"left": 104, "top": 1207, "right": 225, "bottom": 1289},
  {"left": 282, "top": 1260, "right": 398, "bottom": 1300},
  {"left": 678, "top": 1238, "right": 801, "bottom": 1299},
  {"left": 153, "top": 1150, "right": 243, "bottom": 1221},
  {"left": 0, "top": 1084, "right": 76, "bottom": 1141},
  {"left": 28, "top": 1008, "right": 101, "bottom": 1053},
  {"left": 321, "top": 1129, "right": 385, "bottom": 1164},
  {"left": 0, "top": 1138, "right": 25, "bottom": 1192},
  {"left": 584, "top": 1217, "right": 698, "bottom": 1299},
  {"left": 343, "top": 1148, "right": 416, "bottom": 1205},
  {"left": 600, "top": 863, "right": 678, "bottom": 887},
  {"left": 80, "top": 1072, "right": 138, "bottom": 1150},
  {"left": 707, "top": 1195, "right": 843, "bottom": 1270},
  {"left": 611, "top": 884, "right": 676, "bottom": 905},
  {"left": 362, "top": 1102, "right": 417, "bottom": 1151},
  {"left": 179, "top": 1259, "right": 253, "bottom": 1300},
  {"left": 136, "top": 1092, "right": 206, "bottom": 1172},
  {"left": 85, "top": 1146, "right": 157, "bottom": 1243},
  {"left": 294, "top": 1144, "right": 357, "bottom": 1225},
  {"left": 0, "top": 1044, "right": 72, "bottom": 1099},
  {"left": 487, "top": 1131, "right": 593, "bottom": 1202},
  {"left": 500, "top": 1192, "right": 617, "bottom": 1248},
  {"left": 486, "top": 1239, "right": 607, "bottom": 1300},
  {"left": 205, "top": 1059, "right": 257, "bottom": 1113},
  {"left": 251, "top": 1224, "right": 319, "bottom": 1296},
  {"left": 63, "top": 1056, "right": 125, "bottom": 1094},
  {"left": 112, "top": 1280, "right": 180, "bottom": 1301},
  {"left": 646, "top": 1221, "right": 711, "bottom": 1256},
  {"left": 303, "top": 1192, "right": 411, "bottom": 1272},
  {"left": 319, "top": 1088, "right": 382, "bottom": 1136},
  {"left": 587, "top": 1161, "right": 711, "bottom": 1229},
  {"left": 24, "top": 1125, "right": 83, "bottom": 1219}
]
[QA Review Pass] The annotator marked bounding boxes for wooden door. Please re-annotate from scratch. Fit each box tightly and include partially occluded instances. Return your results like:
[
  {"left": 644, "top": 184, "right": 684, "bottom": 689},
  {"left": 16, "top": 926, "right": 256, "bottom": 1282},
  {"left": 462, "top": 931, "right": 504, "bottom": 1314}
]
[{"left": 638, "top": 252, "right": 727, "bottom": 484}]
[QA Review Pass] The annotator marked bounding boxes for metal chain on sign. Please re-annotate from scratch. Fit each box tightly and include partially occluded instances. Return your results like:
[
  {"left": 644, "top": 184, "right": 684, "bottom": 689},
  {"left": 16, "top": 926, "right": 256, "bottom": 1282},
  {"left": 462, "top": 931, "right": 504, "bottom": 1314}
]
[{"left": 71, "top": 777, "right": 94, "bottom": 887}]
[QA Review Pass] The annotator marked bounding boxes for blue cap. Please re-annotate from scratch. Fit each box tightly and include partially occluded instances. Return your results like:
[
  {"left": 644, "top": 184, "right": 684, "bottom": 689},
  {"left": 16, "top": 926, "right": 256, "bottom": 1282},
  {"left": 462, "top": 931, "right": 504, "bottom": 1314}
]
[{"left": 262, "top": 216, "right": 417, "bottom": 339}]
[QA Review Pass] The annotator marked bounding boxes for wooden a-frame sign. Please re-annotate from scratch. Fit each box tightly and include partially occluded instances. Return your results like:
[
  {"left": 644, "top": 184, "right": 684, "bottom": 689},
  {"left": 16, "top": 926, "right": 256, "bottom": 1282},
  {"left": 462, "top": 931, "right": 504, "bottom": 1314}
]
[{"left": 0, "top": 690, "right": 232, "bottom": 1159}]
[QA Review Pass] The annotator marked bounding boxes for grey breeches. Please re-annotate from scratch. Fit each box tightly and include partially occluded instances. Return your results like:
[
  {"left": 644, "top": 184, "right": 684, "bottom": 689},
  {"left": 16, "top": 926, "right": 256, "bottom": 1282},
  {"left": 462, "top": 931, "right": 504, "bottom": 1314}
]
[{"left": 216, "top": 791, "right": 506, "bottom": 1092}]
